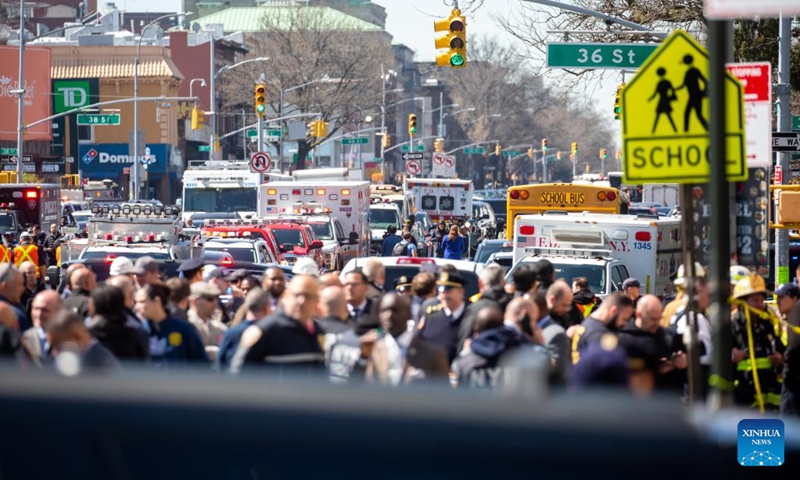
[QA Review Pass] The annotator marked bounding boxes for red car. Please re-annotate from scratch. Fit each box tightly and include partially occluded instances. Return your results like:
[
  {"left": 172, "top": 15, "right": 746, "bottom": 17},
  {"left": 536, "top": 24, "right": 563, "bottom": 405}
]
[{"left": 266, "top": 221, "right": 325, "bottom": 268}]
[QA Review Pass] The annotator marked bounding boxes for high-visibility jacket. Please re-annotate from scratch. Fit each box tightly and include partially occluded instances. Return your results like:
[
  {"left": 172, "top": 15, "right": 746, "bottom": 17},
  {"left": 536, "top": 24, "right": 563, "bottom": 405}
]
[
  {"left": 13, "top": 243, "right": 40, "bottom": 277},
  {"left": 55, "top": 245, "right": 61, "bottom": 266},
  {"left": 0, "top": 244, "right": 10, "bottom": 263}
]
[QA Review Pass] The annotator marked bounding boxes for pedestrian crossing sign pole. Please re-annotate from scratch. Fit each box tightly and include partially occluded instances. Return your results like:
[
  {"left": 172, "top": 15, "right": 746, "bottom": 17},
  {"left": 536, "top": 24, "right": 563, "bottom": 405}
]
[{"left": 620, "top": 29, "right": 747, "bottom": 185}]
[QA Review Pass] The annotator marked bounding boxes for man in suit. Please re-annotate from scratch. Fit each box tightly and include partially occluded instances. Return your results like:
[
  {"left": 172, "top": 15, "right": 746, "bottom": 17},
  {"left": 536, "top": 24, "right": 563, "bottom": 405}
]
[
  {"left": 47, "top": 309, "right": 120, "bottom": 374},
  {"left": 417, "top": 271, "right": 470, "bottom": 364},
  {"left": 20, "top": 290, "right": 62, "bottom": 368},
  {"left": 343, "top": 269, "right": 379, "bottom": 331}
]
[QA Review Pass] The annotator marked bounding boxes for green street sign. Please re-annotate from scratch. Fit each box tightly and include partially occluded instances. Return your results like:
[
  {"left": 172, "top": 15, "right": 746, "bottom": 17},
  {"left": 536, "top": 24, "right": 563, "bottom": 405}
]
[
  {"left": 76, "top": 113, "right": 120, "bottom": 126},
  {"left": 198, "top": 145, "right": 211, "bottom": 152},
  {"left": 401, "top": 144, "right": 426, "bottom": 152},
  {"left": 246, "top": 130, "right": 258, "bottom": 138},
  {"left": 342, "top": 137, "right": 369, "bottom": 145},
  {"left": 0, "top": 148, "right": 17, "bottom": 155},
  {"left": 502, "top": 150, "right": 521, "bottom": 157},
  {"left": 464, "top": 147, "right": 485, "bottom": 154},
  {"left": 546, "top": 43, "right": 658, "bottom": 69},
  {"left": 793, "top": 116, "right": 800, "bottom": 131},
  {"left": 54, "top": 79, "right": 91, "bottom": 114},
  {"left": 268, "top": 129, "right": 282, "bottom": 136}
]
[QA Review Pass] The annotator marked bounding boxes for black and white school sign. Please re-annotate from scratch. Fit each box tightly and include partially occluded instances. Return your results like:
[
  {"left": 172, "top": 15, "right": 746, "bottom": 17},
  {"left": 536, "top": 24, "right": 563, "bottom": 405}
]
[{"left": 621, "top": 30, "right": 747, "bottom": 184}]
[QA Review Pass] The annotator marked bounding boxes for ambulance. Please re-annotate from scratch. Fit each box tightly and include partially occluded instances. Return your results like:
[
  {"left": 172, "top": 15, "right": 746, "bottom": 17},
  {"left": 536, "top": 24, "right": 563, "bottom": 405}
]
[
  {"left": 257, "top": 181, "right": 371, "bottom": 268},
  {"left": 511, "top": 212, "right": 682, "bottom": 297},
  {"left": 181, "top": 161, "right": 261, "bottom": 221},
  {"left": 403, "top": 178, "right": 473, "bottom": 223}
]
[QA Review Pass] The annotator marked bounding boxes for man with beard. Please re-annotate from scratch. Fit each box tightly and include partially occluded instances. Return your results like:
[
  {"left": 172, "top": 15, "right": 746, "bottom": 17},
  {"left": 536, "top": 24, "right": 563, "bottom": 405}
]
[{"left": 571, "top": 292, "right": 635, "bottom": 366}]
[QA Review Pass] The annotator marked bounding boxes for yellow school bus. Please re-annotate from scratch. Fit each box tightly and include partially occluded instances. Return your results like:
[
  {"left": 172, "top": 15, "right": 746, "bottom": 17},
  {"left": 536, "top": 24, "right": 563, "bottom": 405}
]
[{"left": 505, "top": 183, "right": 623, "bottom": 238}]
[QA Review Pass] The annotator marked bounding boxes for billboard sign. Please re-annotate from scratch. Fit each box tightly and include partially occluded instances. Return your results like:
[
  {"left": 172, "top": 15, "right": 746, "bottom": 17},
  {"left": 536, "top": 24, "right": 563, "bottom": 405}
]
[{"left": 0, "top": 46, "right": 52, "bottom": 141}]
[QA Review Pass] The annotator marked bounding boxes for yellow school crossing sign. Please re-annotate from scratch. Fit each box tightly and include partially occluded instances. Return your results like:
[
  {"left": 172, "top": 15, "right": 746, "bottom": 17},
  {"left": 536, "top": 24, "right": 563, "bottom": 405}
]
[{"left": 621, "top": 30, "right": 747, "bottom": 184}]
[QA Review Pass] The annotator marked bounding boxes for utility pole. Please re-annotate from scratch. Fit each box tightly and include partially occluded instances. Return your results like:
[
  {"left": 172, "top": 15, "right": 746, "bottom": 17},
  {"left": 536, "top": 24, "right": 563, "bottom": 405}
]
[
  {"left": 208, "top": 34, "right": 216, "bottom": 160},
  {"left": 15, "top": 0, "right": 25, "bottom": 182},
  {"left": 775, "top": 14, "right": 792, "bottom": 290},
  {"left": 380, "top": 65, "right": 387, "bottom": 182}
]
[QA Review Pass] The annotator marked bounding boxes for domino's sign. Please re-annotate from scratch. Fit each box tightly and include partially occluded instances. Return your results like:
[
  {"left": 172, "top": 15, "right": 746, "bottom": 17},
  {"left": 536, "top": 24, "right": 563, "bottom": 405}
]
[{"left": 79, "top": 143, "right": 168, "bottom": 175}]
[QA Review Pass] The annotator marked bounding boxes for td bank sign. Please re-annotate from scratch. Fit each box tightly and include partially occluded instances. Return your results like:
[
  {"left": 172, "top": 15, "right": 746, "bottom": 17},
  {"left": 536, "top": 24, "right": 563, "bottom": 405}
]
[{"left": 53, "top": 79, "right": 92, "bottom": 113}]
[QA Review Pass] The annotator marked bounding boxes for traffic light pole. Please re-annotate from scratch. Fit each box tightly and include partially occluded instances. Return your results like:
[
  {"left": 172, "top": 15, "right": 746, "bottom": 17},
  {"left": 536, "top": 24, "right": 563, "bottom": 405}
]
[
  {"left": 256, "top": 115, "right": 264, "bottom": 156},
  {"left": 542, "top": 151, "right": 548, "bottom": 183}
]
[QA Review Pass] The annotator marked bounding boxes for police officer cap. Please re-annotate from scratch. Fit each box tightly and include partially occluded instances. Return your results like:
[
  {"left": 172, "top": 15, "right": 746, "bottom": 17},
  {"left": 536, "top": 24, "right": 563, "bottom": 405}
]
[
  {"left": 177, "top": 256, "right": 205, "bottom": 273},
  {"left": 622, "top": 278, "right": 641, "bottom": 290},
  {"left": 436, "top": 271, "right": 466, "bottom": 289},
  {"left": 394, "top": 275, "right": 413, "bottom": 290},
  {"left": 190, "top": 282, "right": 222, "bottom": 298},
  {"left": 775, "top": 283, "right": 800, "bottom": 299}
]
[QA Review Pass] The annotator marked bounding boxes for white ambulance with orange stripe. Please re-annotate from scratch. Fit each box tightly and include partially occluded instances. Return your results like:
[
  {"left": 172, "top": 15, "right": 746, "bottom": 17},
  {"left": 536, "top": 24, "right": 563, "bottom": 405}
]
[
  {"left": 403, "top": 178, "right": 473, "bottom": 223},
  {"left": 511, "top": 212, "right": 681, "bottom": 297},
  {"left": 257, "top": 181, "right": 371, "bottom": 269}
]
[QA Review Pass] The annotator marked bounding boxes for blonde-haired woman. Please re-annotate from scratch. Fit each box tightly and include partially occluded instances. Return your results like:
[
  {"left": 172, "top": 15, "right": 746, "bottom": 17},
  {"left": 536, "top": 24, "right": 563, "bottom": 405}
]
[{"left": 441, "top": 225, "right": 465, "bottom": 260}]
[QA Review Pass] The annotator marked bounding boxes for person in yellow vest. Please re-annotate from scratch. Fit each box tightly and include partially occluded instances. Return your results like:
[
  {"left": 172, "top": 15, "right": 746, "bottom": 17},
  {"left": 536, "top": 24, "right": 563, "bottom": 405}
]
[
  {"left": 731, "top": 274, "right": 784, "bottom": 412},
  {"left": 0, "top": 236, "right": 10, "bottom": 263},
  {"left": 14, "top": 232, "right": 45, "bottom": 279}
]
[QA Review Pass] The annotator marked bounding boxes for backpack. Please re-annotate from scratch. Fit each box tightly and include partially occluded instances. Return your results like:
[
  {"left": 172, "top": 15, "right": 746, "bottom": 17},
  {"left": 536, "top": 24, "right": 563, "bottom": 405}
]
[{"left": 392, "top": 240, "right": 409, "bottom": 256}]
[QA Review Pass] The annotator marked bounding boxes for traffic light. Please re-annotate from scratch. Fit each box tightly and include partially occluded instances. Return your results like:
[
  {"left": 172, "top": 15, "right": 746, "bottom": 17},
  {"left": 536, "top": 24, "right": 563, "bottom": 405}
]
[
  {"left": 600, "top": 148, "right": 608, "bottom": 159},
  {"left": 495, "top": 143, "right": 501, "bottom": 156},
  {"left": 434, "top": 138, "right": 444, "bottom": 152},
  {"left": 310, "top": 120, "right": 329, "bottom": 138},
  {"left": 527, "top": 148, "right": 534, "bottom": 159},
  {"left": 382, "top": 131, "right": 390, "bottom": 148},
  {"left": 254, "top": 83, "right": 266, "bottom": 117},
  {"left": 571, "top": 142, "right": 578, "bottom": 155},
  {"left": 434, "top": 9, "right": 467, "bottom": 68},
  {"left": 541, "top": 138, "right": 548, "bottom": 153},
  {"left": 408, "top": 113, "right": 417, "bottom": 137},
  {"left": 190, "top": 106, "right": 204, "bottom": 130},
  {"left": 614, "top": 83, "right": 625, "bottom": 120}
]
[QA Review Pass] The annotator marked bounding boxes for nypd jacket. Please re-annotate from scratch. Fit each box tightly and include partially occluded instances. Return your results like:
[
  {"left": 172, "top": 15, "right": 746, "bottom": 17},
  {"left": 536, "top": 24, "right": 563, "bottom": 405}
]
[
  {"left": 230, "top": 312, "right": 325, "bottom": 375},
  {"left": 145, "top": 316, "right": 208, "bottom": 365}
]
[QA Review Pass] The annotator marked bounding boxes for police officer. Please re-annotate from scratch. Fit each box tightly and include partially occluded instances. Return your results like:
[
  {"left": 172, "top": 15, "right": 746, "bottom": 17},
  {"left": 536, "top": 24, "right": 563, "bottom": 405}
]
[
  {"left": 394, "top": 275, "right": 413, "bottom": 297},
  {"left": 416, "top": 271, "right": 470, "bottom": 364},
  {"left": 230, "top": 275, "right": 326, "bottom": 375},
  {"left": 731, "top": 274, "right": 785, "bottom": 411}
]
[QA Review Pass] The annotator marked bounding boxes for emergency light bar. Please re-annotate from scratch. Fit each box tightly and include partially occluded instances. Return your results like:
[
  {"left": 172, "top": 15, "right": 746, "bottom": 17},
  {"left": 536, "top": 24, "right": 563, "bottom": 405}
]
[
  {"left": 90, "top": 203, "right": 181, "bottom": 218},
  {"left": 288, "top": 202, "right": 331, "bottom": 215}
]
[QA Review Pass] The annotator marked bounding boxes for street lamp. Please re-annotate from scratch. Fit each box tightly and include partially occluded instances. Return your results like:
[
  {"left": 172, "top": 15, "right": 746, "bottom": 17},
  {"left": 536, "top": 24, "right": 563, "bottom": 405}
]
[
  {"left": 440, "top": 107, "right": 476, "bottom": 137},
  {"left": 433, "top": 103, "right": 461, "bottom": 137},
  {"left": 278, "top": 75, "right": 335, "bottom": 164},
  {"left": 208, "top": 55, "right": 268, "bottom": 159},
  {"left": 133, "top": 11, "right": 189, "bottom": 201},
  {"left": 189, "top": 78, "right": 206, "bottom": 98}
]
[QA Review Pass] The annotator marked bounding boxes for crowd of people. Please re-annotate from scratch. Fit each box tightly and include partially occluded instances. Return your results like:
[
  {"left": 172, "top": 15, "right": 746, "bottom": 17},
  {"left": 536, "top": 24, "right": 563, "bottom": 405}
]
[
  {"left": 0, "top": 230, "right": 797, "bottom": 417},
  {"left": 380, "top": 220, "right": 481, "bottom": 260}
]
